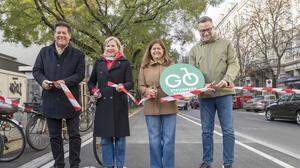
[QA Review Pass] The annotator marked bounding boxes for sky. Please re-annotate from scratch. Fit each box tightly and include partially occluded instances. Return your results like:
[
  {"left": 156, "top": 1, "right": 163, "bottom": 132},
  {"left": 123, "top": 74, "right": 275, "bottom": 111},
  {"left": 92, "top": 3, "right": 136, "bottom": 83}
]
[
  {"left": 172, "top": 0, "right": 236, "bottom": 60},
  {"left": 0, "top": 31, "right": 42, "bottom": 66},
  {"left": 205, "top": 0, "right": 237, "bottom": 24},
  {"left": 0, "top": 0, "right": 236, "bottom": 66}
]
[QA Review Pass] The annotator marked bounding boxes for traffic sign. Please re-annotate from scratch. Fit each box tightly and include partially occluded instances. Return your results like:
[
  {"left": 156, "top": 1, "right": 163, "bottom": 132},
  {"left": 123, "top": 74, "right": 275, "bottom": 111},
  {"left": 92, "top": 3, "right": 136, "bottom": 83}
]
[{"left": 160, "top": 64, "right": 205, "bottom": 96}]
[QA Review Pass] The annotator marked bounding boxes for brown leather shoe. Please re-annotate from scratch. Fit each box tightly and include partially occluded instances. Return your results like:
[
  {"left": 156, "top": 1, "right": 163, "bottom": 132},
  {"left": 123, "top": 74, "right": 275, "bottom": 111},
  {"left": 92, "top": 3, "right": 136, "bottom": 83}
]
[{"left": 199, "top": 163, "right": 212, "bottom": 168}]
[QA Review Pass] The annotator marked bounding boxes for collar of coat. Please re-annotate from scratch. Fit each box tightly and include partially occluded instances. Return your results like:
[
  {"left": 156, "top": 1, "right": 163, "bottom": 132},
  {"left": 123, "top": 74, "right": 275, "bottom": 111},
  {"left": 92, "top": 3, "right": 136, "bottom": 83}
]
[
  {"left": 199, "top": 35, "right": 219, "bottom": 46},
  {"left": 96, "top": 56, "right": 127, "bottom": 75},
  {"left": 55, "top": 43, "right": 69, "bottom": 55},
  {"left": 149, "top": 59, "right": 166, "bottom": 66},
  {"left": 51, "top": 43, "right": 71, "bottom": 55},
  {"left": 99, "top": 55, "right": 127, "bottom": 62}
]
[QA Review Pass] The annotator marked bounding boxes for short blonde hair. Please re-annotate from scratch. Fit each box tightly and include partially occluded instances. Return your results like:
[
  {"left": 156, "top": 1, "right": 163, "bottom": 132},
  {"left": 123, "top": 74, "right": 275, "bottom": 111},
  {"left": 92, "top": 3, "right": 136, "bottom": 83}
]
[{"left": 103, "top": 36, "right": 123, "bottom": 55}]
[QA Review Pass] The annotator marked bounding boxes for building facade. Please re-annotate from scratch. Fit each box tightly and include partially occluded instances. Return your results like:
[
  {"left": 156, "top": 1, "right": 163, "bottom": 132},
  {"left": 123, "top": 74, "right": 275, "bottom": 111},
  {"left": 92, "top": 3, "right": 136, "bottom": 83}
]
[
  {"left": 216, "top": 0, "right": 300, "bottom": 89},
  {"left": 0, "top": 53, "right": 28, "bottom": 72}
]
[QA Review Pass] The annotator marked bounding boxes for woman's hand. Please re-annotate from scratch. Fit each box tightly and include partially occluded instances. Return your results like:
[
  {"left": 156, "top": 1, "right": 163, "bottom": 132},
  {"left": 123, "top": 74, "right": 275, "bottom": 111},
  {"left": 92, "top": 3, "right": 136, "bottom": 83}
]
[
  {"left": 116, "top": 84, "right": 124, "bottom": 93},
  {"left": 93, "top": 89, "right": 102, "bottom": 99},
  {"left": 146, "top": 88, "right": 157, "bottom": 98}
]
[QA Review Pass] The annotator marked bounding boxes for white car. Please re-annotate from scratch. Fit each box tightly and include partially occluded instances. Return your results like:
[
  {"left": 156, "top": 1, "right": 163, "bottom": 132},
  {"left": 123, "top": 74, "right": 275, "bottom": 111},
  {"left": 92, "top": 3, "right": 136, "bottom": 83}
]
[
  {"left": 176, "top": 99, "right": 189, "bottom": 110},
  {"left": 244, "top": 94, "right": 276, "bottom": 112}
]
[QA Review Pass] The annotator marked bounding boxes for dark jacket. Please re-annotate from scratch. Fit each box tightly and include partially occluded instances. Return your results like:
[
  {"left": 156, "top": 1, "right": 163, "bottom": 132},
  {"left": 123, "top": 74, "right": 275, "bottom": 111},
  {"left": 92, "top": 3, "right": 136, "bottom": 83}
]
[
  {"left": 88, "top": 56, "right": 133, "bottom": 137},
  {"left": 33, "top": 43, "right": 85, "bottom": 119}
]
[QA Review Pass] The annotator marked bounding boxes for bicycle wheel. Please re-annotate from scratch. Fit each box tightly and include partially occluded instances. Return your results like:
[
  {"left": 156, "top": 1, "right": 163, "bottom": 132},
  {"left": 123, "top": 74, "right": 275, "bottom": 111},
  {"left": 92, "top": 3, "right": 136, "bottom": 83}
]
[
  {"left": 26, "top": 115, "right": 50, "bottom": 151},
  {"left": 0, "top": 134, "right": 4, "bottom": 157},
  {"left": 93, "top": 136, "right": 103, "bottom": 165},
  {"left": 61, "top": 119, "right": 69, "bottom": 141},
  {"left": 79, "top": 110, "right": 94, "bottom": 132},
  {"left": 0, "top": 118, "right": 26, "bottom": 162}
]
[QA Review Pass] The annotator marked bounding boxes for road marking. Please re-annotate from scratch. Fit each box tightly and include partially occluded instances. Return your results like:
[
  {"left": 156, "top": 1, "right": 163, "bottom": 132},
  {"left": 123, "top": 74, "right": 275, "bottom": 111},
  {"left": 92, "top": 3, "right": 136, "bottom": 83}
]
[
  {"left": 178, "top": 113, "right": 296, "bottom": 168},
  {"left": 129, "top": 108, "right": 141, "bottom": 118},
  {"left": 179, "top": 112, "right": 300, "bottom": 160},
  {"left": 40, "top": 138, "right": 93, "bottom": 168},
  {"left": 18, "top": 109, "right": 142, "bottom": 168},
  {"left": 17, "top": 132, "right": 92, "bottom": 168}
]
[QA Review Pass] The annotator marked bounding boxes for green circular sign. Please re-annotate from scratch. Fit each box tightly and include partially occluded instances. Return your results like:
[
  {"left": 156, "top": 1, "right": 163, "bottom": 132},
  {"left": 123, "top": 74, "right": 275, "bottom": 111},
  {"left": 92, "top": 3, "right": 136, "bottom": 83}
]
[{"left": 160, "top": 64, "right": 205, "bottom": 96}]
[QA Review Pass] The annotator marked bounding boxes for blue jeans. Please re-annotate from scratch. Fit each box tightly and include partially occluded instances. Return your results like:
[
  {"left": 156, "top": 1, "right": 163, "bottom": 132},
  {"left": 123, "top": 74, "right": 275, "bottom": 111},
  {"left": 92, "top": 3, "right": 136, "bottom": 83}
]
[
  {"left": 199, "top": 95, "right": 235, "bottom": 166},
  {"left": 101, "top": 137, "right": 126, "bottom": 167},
  {"left": 145, "top": 114, "right": 177, "bottom": 168}
]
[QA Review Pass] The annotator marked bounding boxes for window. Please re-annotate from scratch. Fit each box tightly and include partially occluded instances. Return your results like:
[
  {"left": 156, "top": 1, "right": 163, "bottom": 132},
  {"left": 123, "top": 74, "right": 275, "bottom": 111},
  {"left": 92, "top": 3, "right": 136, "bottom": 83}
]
[
  {"left": 295, "top": 69, "right": 300, "bottom": 76},
  {"left": 278, "top": 94, "right": 291, "bottom": 102},
  {"left": 291, "top": 94, "right": 300, "bottom": 101},
  {"left": 286, "top": 70, "right": 294, "bottom": 77}
]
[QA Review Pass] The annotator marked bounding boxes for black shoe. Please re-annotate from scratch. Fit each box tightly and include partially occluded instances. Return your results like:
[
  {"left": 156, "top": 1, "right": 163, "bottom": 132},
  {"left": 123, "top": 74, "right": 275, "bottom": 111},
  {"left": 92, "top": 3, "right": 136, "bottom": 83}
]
[
  {"left": 223, "top": 165, "right": 233, "bottom": 168},
  {"left": 199, "top": 163, "right": 212, "bottom": 168}
]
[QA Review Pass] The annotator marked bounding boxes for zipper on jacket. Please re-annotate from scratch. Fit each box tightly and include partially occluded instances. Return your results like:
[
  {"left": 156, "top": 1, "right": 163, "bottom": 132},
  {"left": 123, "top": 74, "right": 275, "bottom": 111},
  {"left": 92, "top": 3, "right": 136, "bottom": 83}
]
[
  {"left": 158, "top": 64, "right": 162, "bottom": 114},
  {"left": 207, "top": 44, "right": 213, "bottom": 83}
]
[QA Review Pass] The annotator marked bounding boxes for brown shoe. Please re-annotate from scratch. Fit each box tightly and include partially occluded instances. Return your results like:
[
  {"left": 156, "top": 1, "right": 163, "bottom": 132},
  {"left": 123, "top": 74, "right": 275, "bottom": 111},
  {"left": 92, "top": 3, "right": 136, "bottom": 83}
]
[{"left": 199, "top": 163, "right": 212, "bottom": 168}]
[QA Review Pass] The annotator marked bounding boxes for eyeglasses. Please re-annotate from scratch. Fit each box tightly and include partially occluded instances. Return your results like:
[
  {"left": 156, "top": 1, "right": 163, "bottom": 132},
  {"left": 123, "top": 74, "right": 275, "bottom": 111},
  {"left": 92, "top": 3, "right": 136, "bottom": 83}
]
[{"left": 198, "top": 27, "right": 213, "bottom": 34}]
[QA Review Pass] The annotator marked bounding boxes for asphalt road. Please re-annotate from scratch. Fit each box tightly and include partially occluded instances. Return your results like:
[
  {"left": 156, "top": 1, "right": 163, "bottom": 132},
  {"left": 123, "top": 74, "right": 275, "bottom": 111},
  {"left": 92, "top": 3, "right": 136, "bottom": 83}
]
[{"left": 2, "top": 108, "right": 300, "bottom": 168}]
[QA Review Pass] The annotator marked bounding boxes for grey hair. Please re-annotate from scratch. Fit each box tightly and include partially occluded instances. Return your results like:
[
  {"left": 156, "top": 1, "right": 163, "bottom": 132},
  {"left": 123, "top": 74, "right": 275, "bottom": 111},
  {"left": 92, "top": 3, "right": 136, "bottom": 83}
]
[{"left": 198, "top": 16, "right": 213, "bottom": 24}]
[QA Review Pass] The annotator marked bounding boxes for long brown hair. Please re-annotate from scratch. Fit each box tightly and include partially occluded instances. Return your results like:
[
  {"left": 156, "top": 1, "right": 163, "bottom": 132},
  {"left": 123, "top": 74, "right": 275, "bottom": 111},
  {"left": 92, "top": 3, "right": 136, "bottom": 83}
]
[{"left": 141, "top": 39, "right": 172, "bottom": 69}]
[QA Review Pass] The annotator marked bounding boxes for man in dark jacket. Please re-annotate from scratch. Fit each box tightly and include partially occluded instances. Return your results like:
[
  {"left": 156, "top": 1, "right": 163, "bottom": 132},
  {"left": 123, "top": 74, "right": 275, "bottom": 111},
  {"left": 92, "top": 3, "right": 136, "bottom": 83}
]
[{"left": 33, "top": 21, "right": 85, "bottom": 168}]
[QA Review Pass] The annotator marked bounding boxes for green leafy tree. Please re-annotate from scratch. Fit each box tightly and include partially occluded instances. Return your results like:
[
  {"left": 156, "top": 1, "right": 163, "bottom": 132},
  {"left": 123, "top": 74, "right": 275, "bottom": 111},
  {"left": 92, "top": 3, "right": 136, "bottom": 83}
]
[{"left": 0, "top": 0, "right": 223, "bottom": 85}]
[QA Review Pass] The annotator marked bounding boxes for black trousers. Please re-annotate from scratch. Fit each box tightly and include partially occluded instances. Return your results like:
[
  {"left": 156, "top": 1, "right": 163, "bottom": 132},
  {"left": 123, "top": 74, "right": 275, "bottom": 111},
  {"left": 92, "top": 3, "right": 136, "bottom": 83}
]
[{"left": 47, "top": 117, "right": 81, "bottom": 168}]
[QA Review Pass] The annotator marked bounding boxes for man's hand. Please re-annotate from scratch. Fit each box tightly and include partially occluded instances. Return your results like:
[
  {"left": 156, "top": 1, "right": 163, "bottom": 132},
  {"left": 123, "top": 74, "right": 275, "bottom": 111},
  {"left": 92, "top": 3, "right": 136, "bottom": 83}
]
[
  {"left": 42, "top": 80, "right": 53, "bottom": 90},
  {"left": 53, "top": 80, "right": 65, "bottom": 89},
  {"left": 213, "top": 80, "right": 228, "bottom": 89}
]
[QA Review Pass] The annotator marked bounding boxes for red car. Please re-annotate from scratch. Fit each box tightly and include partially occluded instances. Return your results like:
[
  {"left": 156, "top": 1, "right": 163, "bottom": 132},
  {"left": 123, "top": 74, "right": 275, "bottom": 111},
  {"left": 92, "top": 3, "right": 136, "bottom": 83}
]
[
  {"left": 233, "top": 94, "right": 253, "bottom": 109},
  {"left": 233, "top": 96, "right": 242, "bottom": 109}
]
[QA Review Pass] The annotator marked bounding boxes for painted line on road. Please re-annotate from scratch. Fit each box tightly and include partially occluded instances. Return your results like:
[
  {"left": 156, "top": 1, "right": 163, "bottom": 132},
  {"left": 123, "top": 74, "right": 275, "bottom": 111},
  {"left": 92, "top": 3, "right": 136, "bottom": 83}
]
[
  {"left": 178, "top": 113, "right": 296, "bottom": 168},
  {"left": 19, "top": 109, "right": 142, "bottom": 168},
  {"left": 40, "top": 137, "right": 93, "bottom": 168},
  {"left": 129, "top": 108, "right": 142, "bottom": 118},
  {"left": 179, "top": 112, "right": 300, "bottom": 160},
  {"left": 17, "top": 132, "right": 92, "bottom": 168}
]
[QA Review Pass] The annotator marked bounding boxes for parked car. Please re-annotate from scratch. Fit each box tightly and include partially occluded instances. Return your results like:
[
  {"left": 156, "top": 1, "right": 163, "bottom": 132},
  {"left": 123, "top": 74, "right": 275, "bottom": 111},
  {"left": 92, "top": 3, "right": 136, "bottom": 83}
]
[
  {"left": 264, "top": 94, "right": 277, "bottom": 105},
  {"left": 243, "top": 94, "right": 276, "bottom": 112},
  {"left": 265, "top": 94, "right": 300, "bottom": 125},
  {"left": 176, "top": 99, "right": 189, "bottom": 110},
  {"left": 233, "top": 95, "right": 242, "bottom": 109},
  {"left": 190, "top": 98, "right": 199, "bottom": 109},
  {"left": 233, "top": 94, "right": 253, "bottom": 109}
]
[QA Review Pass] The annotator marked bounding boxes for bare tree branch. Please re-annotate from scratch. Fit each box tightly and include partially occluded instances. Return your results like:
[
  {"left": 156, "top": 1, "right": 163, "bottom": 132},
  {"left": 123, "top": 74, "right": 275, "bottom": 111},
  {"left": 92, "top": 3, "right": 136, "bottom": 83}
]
[
  {"left": 38, "top": 0, "right": 63, "bottom": 21},
  {"left": 248, "top": 0, "right": 295, "bottom": 87},
  {"left": 83, "top": 0, "right": 112, "bottom": 35},
  {"left": 33, "top": 0, "right": 96, "bottom": 54},
  {"left": 133, "top": 0, "right": 171, "bottom": 23},
  {"left": 33, "top": 0, "right": 54, "bottom": 31},
  {"left": 54, "top": 0, "right": 65, "bottom": 19}
]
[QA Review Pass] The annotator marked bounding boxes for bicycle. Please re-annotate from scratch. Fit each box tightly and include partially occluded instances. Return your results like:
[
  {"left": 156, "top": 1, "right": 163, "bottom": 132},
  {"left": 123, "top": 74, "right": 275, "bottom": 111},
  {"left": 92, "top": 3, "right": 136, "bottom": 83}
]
[
  {"left": 0, "top": 100, "right": 26, "bottom": 162},
  {"left": 93, "top": 136, "right": 103, "bottom": 166},
  {"left": 25, "top": 93, "right": 67, "bottom": 150},
  {"left": 79, "top": 94, "right": 96, "bottom": 132},
  {"left": 26, "top": 107, "right": 69, "bottom": 150},
  {"left": 24, "top": 102, "right": 50, "bottom": 151},
  {"left": 165, "top": 67, "right": 199, "bottom": 88}
]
